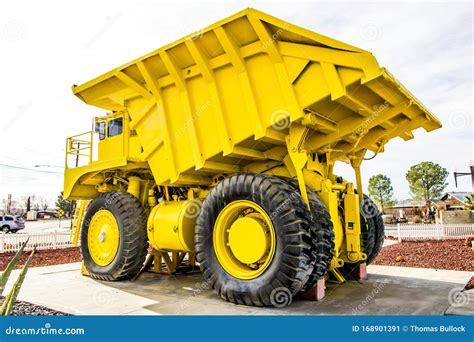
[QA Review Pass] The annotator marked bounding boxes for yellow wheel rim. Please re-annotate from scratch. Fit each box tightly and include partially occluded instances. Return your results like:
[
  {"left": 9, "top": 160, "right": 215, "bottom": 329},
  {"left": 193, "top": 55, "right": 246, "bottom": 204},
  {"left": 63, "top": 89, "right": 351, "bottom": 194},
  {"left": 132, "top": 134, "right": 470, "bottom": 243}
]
[
  {"left": 87, "top": 209, "right": 120, "bottom": 266},
  {"left": 213, "top": 200, "right": 276, "bottom": 280}
]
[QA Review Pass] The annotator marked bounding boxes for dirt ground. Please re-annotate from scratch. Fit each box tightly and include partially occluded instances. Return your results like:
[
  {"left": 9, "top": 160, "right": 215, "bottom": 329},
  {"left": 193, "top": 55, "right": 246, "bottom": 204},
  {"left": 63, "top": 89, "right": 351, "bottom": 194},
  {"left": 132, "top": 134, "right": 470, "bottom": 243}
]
[
  {"left": 0, "top": 247, "right": 82, "bottom": 269},
  {"left": 373, "top": 238, "right": 474, "bottom": 271}
]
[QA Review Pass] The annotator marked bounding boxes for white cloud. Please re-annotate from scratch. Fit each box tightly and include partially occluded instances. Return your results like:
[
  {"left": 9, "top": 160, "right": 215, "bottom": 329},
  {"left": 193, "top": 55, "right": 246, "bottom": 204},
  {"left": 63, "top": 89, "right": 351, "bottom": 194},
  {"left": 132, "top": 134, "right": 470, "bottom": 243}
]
[{"left": 0, "top": 0, "right": 472, "bottom": 203}]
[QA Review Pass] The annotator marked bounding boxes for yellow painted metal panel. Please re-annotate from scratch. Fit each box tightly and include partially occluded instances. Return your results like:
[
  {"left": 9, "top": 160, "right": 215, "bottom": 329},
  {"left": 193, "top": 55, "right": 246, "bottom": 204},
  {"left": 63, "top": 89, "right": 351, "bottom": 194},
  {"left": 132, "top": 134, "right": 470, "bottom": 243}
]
[{"left": 71, "top": 8, "right": 441, "bottom": 186}]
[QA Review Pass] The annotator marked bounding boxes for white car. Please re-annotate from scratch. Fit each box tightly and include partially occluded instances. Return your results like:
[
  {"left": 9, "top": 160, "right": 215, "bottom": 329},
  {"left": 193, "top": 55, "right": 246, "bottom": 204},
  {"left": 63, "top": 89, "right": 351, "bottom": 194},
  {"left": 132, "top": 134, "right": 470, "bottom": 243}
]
[{"left": 0, "top": 215, "right": 26, "bottom": 233}]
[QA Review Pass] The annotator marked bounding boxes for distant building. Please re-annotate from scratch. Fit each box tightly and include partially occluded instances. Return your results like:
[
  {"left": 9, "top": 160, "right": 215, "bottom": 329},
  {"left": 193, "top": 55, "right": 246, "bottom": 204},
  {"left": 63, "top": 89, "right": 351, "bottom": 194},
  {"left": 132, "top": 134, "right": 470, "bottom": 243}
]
[
  {"left": 435, "top": 192, "right": 473, "bottom": 224},
  {"left": 384, "top": 199, "right": 427, "bottom": 223},
  {"left": 436, "top": 192, "right": 472, "bottom": 211},
  {"left": 385, "top": 199, "right": 425, "bottom": 216},
  {"left": 384, "top": 192, "right": 473, "bottom": 224}
]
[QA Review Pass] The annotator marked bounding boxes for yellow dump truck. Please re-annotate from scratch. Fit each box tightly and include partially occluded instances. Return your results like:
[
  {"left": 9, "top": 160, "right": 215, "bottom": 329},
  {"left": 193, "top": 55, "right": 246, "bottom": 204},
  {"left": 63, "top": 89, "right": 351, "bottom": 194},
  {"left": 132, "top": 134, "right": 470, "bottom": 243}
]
[{"left": 65, "top": 8, "right": 441, "bottom": 306}]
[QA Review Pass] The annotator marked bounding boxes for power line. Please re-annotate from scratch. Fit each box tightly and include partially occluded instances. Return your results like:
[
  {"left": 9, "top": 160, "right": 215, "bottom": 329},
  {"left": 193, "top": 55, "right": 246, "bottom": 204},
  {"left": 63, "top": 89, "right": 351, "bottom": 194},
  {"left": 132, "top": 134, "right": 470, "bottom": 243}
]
[{"left": 0, "top": 164, "right": 63, "bottom": 174}]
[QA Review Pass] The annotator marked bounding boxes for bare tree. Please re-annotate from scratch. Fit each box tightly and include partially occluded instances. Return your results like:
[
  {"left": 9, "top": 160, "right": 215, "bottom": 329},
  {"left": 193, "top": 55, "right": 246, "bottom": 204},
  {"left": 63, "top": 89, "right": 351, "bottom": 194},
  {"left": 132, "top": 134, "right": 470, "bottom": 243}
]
[
  {"left": 1, "top": 197, "right": 8, "bottom": 214},
  {"left": 30, "top": 195, "right": 40, "bottom": 211},
  {"left": 38, "top": 196, "right": 50, "bottom": 211},
  {"left": 1, "top": 196, "right": 20, "bottom": 214}
]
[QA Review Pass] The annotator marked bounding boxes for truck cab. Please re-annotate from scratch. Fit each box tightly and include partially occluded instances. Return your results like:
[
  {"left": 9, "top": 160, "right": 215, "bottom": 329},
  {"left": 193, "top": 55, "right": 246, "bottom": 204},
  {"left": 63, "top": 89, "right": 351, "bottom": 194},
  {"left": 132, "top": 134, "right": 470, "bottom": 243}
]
[
  {"left": 64, "top": 111, "right": 144, "bottom": 199},
  {"left": 95, "top": 112, "right": 125, "bottom": 161}
]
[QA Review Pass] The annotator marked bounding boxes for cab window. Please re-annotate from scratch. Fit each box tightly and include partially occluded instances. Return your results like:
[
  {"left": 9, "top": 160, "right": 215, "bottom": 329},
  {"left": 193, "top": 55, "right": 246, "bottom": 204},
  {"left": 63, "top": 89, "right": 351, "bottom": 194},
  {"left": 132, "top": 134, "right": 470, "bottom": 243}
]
[
  {"left": 96, "top": 121, "right": 106, "bottom": 140},
  {"left": 108, "top": 118, "right": 123, "bottom": 137}
]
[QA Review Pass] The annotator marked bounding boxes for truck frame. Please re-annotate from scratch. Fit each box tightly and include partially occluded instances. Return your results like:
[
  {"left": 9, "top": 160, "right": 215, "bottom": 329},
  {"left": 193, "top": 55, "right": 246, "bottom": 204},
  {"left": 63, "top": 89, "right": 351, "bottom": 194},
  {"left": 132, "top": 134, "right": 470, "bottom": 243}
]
[{"left": 64, "top": 8, "right": 441, "bottom": 306}]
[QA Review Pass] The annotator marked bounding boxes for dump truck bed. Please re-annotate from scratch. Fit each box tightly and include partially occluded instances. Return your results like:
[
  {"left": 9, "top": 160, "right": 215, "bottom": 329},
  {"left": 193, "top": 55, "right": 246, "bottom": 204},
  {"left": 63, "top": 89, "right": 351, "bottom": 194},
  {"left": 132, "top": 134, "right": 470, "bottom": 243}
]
[{"left": 73, "top": 8, "right": 441, "bottom": 185}]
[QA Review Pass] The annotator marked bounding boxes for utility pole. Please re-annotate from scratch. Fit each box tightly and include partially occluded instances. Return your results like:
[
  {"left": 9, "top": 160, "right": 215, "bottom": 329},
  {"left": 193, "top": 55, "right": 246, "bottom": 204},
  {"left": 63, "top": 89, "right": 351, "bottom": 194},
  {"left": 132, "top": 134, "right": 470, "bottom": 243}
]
[
  {"left": 453, "top": 160, "right": 474, "bottom": 191},
  {"left": 6, "top": 194, "right": 12, "bottom": 214}
]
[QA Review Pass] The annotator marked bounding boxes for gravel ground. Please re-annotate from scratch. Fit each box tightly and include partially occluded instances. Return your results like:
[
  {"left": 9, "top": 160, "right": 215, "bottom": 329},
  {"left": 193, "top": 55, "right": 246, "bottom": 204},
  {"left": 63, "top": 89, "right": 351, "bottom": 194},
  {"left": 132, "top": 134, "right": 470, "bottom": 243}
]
[
  {"left": 373, "top": 238, "right": 474, "bottom": 271},
  {"left": 0, "top": 247, "right": 82, "bottom": 269},
  {"left": 0, "top": 297, "right": 70, "bottom": 315}
]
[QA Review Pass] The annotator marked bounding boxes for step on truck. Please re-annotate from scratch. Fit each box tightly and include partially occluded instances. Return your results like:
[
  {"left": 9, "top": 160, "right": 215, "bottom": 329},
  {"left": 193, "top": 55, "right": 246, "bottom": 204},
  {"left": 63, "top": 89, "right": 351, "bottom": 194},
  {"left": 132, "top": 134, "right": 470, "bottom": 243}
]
[{"left": 64, "top": 8, "right": 441, "bottom": 306}]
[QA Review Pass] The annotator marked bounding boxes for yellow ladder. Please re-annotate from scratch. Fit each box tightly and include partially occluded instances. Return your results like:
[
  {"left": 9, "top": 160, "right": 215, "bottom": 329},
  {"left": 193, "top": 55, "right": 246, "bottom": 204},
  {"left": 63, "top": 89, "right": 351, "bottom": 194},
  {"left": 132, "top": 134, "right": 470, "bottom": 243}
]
[{"left": 70, "top": 200, "right": 88, "bottom": 246}]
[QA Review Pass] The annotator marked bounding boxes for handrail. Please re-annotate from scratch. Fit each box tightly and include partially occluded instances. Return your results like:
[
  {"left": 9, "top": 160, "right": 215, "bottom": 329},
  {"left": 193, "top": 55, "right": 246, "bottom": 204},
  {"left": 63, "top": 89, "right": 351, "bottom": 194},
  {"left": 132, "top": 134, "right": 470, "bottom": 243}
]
[
  {"left": 68, "top": 131, "right": 93, "bottom": 139},
  {"left": 65, "top": 131, "right": 93, "bottom": 168}
]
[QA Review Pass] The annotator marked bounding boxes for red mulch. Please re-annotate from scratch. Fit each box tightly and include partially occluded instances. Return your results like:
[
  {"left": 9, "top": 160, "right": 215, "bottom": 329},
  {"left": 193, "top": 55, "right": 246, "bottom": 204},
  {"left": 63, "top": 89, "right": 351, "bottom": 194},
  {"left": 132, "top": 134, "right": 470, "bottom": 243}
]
[
  {"left": 0, "top": 247, "right": 82, "bottom": 269},
  {"left": 373, "top": 238, "right": 474, "bottom": 271}
]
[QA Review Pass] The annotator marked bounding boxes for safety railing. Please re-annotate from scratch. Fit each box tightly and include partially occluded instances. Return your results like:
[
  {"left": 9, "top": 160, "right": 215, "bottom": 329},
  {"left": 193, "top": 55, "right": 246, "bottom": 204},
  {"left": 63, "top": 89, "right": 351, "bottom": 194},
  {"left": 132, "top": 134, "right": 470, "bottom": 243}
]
[{"left": 65, "top": 131, "right": 93, "bottom": 168}]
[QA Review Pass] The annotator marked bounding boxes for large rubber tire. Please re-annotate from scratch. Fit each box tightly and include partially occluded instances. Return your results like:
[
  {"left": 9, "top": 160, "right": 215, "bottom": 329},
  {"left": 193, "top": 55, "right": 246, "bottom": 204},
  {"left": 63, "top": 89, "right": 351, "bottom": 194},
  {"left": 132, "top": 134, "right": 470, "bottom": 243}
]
[
  {"left": 362, "top": 197, "right": 385, "bottom": 264},
  {"left": 340, "top": 196, "right": 384, "bottom": 275},
  {"left": 195, "top": 173, "right": 314, "bottom": 307},
  {"left": 81, "top": 191, "right": 148, "bottom": 281},
  {"left": 284, "top": 179, "right": 335, "bottom": 291}
]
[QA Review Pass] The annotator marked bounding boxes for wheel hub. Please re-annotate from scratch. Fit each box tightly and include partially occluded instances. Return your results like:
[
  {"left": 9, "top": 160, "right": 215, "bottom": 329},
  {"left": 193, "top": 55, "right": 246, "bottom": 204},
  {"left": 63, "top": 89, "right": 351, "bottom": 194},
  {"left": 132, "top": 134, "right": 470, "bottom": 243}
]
[
  {"left": 98, "top": 232, "right": 106, "bottom": 242},
  {"left": 213, "top": 200, "right": 276, "bottom": 280},
  {"left": 87, "top": 210, "right": 120, "bottom": 266},
  {"left": 228, "top": 216, "right": 269, "bottom": 264}
]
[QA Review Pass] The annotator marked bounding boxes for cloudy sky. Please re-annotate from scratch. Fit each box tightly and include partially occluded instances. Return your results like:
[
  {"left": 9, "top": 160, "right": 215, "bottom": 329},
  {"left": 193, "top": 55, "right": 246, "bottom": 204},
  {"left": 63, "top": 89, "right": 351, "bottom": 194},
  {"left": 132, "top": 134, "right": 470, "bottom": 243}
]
[{"left": 0, "top": 0, "right": 472, "bottom": 207}]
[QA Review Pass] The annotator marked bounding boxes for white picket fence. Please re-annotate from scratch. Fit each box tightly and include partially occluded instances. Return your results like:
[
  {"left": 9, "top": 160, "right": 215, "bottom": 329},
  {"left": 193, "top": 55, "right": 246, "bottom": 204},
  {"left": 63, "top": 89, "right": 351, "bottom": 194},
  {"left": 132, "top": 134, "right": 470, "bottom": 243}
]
[
  {"left": 1, "top": 223, "right": 472, "bottom": 253},
  {"left": 0, "top": 231, "right": 75, "bottom": 253},
  {"left": 385, "top": 223, "right": 474, "bottom": 242}
]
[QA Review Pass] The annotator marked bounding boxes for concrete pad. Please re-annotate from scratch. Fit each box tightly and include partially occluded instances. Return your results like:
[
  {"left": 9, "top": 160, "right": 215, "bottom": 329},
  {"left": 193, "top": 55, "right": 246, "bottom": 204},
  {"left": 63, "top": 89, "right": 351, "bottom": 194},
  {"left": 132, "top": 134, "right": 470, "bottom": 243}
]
[
  {"left": 382, "top": 239, "right": 399, "bottom": 247},
  {"left": 4, "top": 263, "right": 157, "bottom": 315},
  {"left": 444, "top": 289, "right": 474, "bottom": 316},
  {"left": 5, "top": 262, "right": 473, "bottom": 315},
  {"left": 368, "top": 265, "right": 473, "bottom": 284}
]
